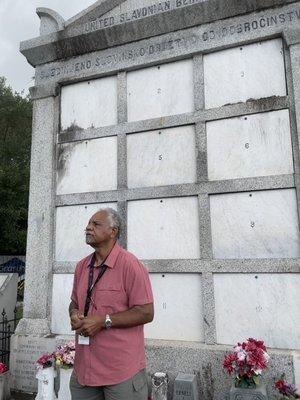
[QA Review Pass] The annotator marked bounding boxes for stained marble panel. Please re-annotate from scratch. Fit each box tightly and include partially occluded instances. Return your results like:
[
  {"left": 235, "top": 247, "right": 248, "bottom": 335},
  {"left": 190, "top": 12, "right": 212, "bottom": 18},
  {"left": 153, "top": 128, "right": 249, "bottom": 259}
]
[
  {"left": 57, "top": 136, "right": 118, "bottom": 195},
  {"left": 51, "top": 274, "right": 73, "bottom": 335},
  {"left": 210, "top": 189, "right": 300, "bottom": 259},
  {"left": 207, "top": 109, "right": 294, "bottom": 180},
  {"left": 145, "top": 273, "right": 204, "bottom": 341},
  {"left": 204, "top": 39, "right": 286, "bottom": 109},
  {"left": 127, "top": 59, "right": 194, "bottom": 121},
  {"left": 214, "top": 273, "right": 300, "bottom": 349},
  {"left": 127, "top": 197, "right": 200, "bottom": 259},
  {"left": 60, "top": 76, "right": 118, "bottom": 131},
  {"left": 55, "top": 203, "right": 117, "bottom": 262},
  {"left": 127, "top": 125, "right": 197, "bottom": 188},
  {"left": 0, "top": 275, "right": 7, "bottom": 287}
]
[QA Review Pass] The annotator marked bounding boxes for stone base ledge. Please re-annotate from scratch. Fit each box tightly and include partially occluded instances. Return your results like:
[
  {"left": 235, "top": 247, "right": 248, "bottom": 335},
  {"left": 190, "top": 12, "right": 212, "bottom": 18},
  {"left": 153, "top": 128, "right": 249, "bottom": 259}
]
[
  {"left": 9, "top": 334, "right": 300, "bottom": 398},
  {"left": 15, "top": 318, "right": 50, "bottom": 336}
]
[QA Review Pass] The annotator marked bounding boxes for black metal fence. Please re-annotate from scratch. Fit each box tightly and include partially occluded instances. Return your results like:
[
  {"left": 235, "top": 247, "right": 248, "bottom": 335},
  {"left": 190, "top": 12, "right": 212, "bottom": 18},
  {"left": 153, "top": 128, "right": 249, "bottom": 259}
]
[{"left": 0, "top": 308, "right": 20, "bottom": 366}]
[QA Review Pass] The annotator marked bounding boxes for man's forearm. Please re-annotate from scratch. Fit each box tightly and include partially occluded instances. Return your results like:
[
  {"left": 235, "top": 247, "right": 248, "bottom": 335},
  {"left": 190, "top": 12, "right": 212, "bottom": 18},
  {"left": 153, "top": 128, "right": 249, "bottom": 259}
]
[
  {"left": 76, "top": 303, "right": 154, "bottom": 336},
  {"left": 69, "top": 300, "right": 79, "bottom": 317},
  {"left": 107, "top": 303, "right": 154, "bottom": 329}
]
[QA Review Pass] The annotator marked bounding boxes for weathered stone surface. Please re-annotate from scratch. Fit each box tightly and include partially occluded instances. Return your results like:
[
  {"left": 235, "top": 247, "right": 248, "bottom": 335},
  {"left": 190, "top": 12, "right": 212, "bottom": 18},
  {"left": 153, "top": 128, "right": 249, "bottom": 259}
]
[
  {"left": 173, "top": 373, "right": 199, "bottom": 400},
  {"left": 30, "top": 3, "right": 300, "bottom": 85},
  {"left": 230, "top": 384, "right": 267, "bottom": 400},
  {"left": 60, "top": 76, "right": 118, "bottom": 130},
  {"left": 9, "top": 334, "right": 298, "bottom": 398},
  {"left": 36, "top": 8, "right": 65, "bottom": 36},
  {"left": 57, "top": 137, "right": 118, "bottom": 195},
  {"left": 19, "top": 97, "right": 57, "bottom": 332},
  {"left": 10, "top": 335, "right": 57, "bottom": 393},
  {"left": 210, "top": 189, "right": 300, "bottom": 259},
  {"left": 55, "top": 203, "right": 117, "bottom": 262},
  {"left": 127, "top": 125, "right": 197, "bottom": 188},
  {"left": 204, "top": 39, "right": 286, "bottom": 108},
  {"left": 127, "top": 197, "right": 200, "bottom": 259},
  {"left": 145, "top": 340, "right": 296, "bottom": 400},
  {"left": 207, "top": 109, "right": 293, "bottom": 180},
  {"left": 20, "top": 0, "right": 298, "bottom": 66},
  {"left": 214, "top": 273, "right": 300, "bottom": 349},
  {"left": 18, "top": 1, "right": 300, "bottom": 399}
]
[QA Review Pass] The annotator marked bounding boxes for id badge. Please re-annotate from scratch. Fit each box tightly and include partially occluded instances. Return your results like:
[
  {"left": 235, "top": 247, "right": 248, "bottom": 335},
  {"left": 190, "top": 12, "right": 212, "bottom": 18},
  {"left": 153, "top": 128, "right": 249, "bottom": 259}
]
[{"left": 78, "top": 335, "right": 90, "bottom": 345}]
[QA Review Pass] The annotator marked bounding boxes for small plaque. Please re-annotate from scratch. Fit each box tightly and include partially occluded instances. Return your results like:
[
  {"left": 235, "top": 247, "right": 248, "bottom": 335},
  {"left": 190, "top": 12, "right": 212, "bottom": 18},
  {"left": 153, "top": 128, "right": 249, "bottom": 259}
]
[{"left": 173, "top": 373, "right": 199, "bottom": 400}]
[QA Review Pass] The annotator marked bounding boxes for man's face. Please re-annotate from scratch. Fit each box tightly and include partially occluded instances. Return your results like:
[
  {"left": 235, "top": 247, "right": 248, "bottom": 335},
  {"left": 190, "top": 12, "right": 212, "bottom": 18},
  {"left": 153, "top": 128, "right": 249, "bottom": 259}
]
[{"left": 85, "top": 211, "right": 116, "bottom": 247}]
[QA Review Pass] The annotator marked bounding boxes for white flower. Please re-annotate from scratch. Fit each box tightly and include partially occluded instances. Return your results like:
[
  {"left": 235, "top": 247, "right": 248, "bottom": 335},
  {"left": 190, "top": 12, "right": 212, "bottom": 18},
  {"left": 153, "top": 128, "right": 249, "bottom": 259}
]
[
  {"left": 234, "top": 345, "right": 243, "bottom": 353},
  {"left": 254, "top": 369, "right": 262, "bottom": 375},
  {"left": 236, "top": 350, "right": 247, "bottom": 361}
]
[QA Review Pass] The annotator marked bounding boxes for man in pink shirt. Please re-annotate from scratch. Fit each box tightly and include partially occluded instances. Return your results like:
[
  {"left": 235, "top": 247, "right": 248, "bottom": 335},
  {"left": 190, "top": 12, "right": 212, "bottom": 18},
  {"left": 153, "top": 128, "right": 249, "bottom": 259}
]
[{"left": 69, "top": 207, "right": 154, "bottom": 400}]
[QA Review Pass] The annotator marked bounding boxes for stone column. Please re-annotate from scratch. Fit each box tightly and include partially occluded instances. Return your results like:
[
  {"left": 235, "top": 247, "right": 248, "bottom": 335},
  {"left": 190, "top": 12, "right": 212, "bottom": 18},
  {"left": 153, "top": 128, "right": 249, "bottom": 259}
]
[
  {"left": 283, "top": 28, "right": 300, "bottom": 223},
  {"left": 16, "top": 86, "right": 58, "bottom": 335},
  {"left": 283, "top": 28, "right": 300, "bottom": 387},
  {"left": 284, "top": 28, "right": 300, "bottom": 155}
]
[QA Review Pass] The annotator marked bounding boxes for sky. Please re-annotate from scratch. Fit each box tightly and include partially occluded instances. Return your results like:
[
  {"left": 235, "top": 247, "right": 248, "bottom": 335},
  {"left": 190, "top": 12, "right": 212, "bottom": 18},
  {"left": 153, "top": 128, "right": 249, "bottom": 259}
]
[{"left": 0, "top": 0, "right": 96, "bottom": 95}]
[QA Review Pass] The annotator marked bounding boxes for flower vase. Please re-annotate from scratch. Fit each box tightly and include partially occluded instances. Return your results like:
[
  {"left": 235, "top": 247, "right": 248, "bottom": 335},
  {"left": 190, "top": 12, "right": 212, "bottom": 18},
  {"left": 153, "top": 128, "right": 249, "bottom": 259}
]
[
  {"left": 151, "top": 372, "right": 168, "bottom": 400},
  {"left": 230, "top": 383, "right": 268, "bottom": 400},
  {"left": 0, "top": 371, "right": 10, "bottom": 400},
  {"left": 57, "top": 368, "right": 72, "bottom": 400},
  {"left": 35, "top": 367, "right": 57, "bottom": 400}
]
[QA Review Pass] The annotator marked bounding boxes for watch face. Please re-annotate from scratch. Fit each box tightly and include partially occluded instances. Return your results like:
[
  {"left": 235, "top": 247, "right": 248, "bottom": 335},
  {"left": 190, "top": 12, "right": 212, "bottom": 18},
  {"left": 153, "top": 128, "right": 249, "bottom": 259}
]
[{"left": 105, "top": 315, "right": 112, "bottom": 329}]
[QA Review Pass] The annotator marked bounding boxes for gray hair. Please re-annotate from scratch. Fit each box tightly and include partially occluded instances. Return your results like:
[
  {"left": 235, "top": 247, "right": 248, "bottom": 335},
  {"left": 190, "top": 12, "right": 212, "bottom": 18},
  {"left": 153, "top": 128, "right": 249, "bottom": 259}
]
[{"left": 98, "top": 207, "right": 121, "bottom": 238}]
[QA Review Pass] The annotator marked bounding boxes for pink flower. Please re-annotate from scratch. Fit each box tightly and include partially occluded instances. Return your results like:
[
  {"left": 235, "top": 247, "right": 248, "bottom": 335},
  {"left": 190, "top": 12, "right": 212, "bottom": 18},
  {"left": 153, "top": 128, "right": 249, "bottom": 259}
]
[
  {"left": 223, "top": 354, "right": 237, "bottom": 374},
  {"left": 236, "top": 350, "right": 247, "bottom": 362},
  {"left": 0, "top": 363, "right": 7, "bottom": 374},
  {"left": 36, "top": 353, "right": 54, "bottom": 369},
  {"left": 53, "top": 342, "right": 75, "bottom": 368},
  {"left": 223, "top": 338, "right": 269, "bottom": 381}
]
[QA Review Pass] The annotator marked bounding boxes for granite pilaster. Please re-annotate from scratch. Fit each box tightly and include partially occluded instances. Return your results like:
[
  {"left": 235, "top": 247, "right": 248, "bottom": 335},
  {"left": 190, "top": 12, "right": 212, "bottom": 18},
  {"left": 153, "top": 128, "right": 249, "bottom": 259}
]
[{"left": 16, "top": 95, "right": 57, "bottom": 335}]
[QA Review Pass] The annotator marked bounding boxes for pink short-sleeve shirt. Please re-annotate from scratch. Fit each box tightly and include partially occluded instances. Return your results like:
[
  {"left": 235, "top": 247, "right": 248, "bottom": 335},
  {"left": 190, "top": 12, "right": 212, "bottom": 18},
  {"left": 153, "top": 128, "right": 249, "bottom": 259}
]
[{"left": 71, "top": 242, "right": 154, "bottom": 386}]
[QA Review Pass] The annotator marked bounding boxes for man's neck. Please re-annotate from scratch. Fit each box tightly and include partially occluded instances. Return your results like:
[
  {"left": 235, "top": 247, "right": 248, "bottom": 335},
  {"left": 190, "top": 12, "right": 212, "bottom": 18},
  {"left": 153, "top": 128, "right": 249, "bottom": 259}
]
[{"left": 94, "top": 241, "right": 117, "bottom": 265}]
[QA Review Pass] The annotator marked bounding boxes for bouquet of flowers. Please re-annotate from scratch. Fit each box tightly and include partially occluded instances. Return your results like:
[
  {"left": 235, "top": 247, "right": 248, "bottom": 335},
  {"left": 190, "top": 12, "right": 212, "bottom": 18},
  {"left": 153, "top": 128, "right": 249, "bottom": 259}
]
[
  {"left": 223, "top": 338, "right": 269, "bottom": 388},
  {"left": 54, "top": 341, "right": 75, "bottom": 369},
  {"left": 0, "top": 363, "right": 7, "bottom": 374},
  {"left": 275, "top": 375, "right": 300, "bottom": 399},
  {"left": 36, "top": 353, "right": 54, "bottom": 370}
]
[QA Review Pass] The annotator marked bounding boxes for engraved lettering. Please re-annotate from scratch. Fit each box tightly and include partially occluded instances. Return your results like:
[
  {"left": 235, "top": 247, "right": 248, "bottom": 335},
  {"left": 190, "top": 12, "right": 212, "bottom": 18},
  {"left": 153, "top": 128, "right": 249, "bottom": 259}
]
[
  {"left": 244, "top": 22, "right": 251, "bottom": 31},
  {"left": 259, "top": 18, "right": 266, "bottom": 28}
]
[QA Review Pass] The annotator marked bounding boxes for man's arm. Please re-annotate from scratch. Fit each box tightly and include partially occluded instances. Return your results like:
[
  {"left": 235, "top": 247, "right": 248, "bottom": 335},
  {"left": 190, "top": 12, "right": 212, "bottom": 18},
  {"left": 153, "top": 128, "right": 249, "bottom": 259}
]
[
  {"left": 77, "top": 303, "right": 154, "bottom": 337},
  {"left": 69, "top": 300, "right": 84, "bottom": 331}
]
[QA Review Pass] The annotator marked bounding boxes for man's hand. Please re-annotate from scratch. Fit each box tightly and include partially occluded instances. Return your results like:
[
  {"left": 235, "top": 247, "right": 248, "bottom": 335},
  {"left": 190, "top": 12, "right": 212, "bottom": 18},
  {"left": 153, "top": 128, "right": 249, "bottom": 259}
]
[
  {"left": 70, "top": 310, "right": 84, "bottom": 331},
  {"left": 76, "top": 315, "right": 105, "bottom": 337}
]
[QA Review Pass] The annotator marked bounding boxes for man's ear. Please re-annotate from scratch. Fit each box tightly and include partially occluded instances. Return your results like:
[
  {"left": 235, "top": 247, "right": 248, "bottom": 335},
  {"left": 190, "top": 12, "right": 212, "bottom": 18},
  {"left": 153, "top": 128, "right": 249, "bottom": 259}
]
[{"left": 111, "top": 227, "right": 118, "bottom": 239}]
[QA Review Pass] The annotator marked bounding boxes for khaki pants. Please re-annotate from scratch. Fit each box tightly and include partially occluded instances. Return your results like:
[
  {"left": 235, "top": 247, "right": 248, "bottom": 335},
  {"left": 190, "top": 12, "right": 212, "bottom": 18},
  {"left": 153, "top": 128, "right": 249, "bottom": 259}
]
[{"left": 70, "top": 369, "right": 148, "bottom": 400}]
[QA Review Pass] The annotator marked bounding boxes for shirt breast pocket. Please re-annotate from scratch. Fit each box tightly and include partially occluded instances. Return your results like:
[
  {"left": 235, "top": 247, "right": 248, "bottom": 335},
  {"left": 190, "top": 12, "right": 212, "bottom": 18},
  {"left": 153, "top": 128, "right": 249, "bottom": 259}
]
[{"left": 94, "top": 284, "right": 125, "bottom": 313}]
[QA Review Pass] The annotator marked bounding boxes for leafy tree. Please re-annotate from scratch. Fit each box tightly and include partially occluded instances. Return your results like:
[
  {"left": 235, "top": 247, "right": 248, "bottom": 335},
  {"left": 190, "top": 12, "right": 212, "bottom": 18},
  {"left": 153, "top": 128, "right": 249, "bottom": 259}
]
[{"left": 0, "top": 77, "right": 32, "bottom": 254}]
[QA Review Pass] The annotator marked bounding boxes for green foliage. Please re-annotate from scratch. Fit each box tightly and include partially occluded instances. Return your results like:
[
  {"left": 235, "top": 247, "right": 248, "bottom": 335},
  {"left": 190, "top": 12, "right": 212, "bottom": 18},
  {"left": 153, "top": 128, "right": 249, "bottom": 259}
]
[{"left": 0, "top": 77, "right": 32, "bottom": 254}]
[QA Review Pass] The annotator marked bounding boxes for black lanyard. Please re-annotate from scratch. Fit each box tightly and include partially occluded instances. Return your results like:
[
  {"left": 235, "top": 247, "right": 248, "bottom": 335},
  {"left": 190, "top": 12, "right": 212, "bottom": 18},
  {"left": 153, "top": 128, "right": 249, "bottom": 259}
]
[{"left": 84, "top": 254, "right": 108, "bottom": 317}]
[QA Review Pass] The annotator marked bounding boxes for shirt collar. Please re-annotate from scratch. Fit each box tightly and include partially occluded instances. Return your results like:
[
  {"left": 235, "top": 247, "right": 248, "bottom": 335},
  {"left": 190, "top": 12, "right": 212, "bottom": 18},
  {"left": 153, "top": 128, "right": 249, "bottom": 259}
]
[{"left": 87, "top": 242, "right": 121, "bottom": 269}]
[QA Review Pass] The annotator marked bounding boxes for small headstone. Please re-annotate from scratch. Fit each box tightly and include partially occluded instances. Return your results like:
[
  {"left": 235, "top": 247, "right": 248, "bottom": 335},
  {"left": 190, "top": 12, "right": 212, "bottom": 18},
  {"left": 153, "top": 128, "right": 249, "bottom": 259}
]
[{"left": 173, "top": 373, "right": 199, "bottom": 400}]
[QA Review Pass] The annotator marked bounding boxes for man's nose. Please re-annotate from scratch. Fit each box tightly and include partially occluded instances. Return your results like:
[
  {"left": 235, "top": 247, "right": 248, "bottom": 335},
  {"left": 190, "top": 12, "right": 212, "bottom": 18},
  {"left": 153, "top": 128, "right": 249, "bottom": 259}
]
[{"left": 85, "top": 222, "right": 92, "bottom": 231}]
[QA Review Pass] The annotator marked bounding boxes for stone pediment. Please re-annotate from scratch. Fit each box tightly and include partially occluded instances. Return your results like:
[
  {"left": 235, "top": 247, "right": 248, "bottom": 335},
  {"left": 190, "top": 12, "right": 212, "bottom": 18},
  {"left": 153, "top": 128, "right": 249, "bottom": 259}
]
[
  {"left": 20, "top": 0, "right": 297, "bottom": 67},
  {"left": 64, "top": 0, "right": 207, "bottom": 35},
  {"left": 65, "top": 0, "right": 127, "bottom": 30}
]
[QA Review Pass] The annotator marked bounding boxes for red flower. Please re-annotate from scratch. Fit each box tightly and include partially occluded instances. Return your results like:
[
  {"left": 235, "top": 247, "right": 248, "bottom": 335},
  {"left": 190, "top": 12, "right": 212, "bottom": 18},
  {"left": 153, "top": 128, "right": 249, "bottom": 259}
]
[
  {"left": 223, "top": 354, "right": 237, "bottom": 374},
  {"left": 36, "top": 353, "right": 54, "bottom": 369},
  {"left": 247, "top": 338, "right": 267, "bottom": 352},
  {"left": 223, "top": 338, "right": 269, "bottom": 381},
  {"left": 0, "top": 363, "right": 7, "bottom": 374}
]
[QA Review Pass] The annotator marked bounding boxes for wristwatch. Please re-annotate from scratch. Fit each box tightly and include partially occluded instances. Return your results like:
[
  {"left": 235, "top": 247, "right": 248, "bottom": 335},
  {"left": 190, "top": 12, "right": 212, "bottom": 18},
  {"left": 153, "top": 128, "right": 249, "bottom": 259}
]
[{"left": 105, "top": 314, "right": 112, "bottom": 329}]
